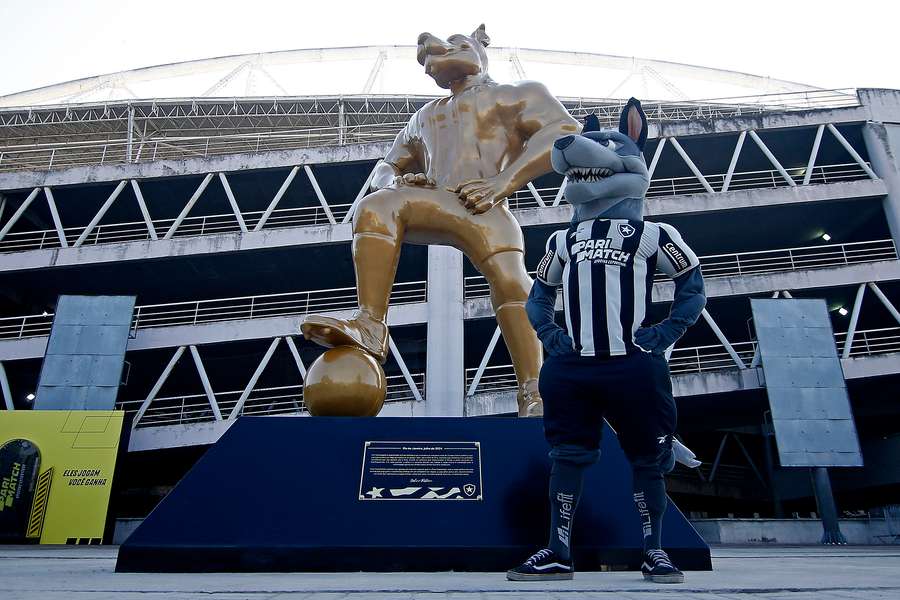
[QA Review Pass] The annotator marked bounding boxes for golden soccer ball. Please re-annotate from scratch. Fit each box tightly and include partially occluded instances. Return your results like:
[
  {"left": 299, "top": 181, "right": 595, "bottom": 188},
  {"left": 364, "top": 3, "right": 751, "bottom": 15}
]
[{"left": 303, "top": 346, "right": 386, "bottom": 417}]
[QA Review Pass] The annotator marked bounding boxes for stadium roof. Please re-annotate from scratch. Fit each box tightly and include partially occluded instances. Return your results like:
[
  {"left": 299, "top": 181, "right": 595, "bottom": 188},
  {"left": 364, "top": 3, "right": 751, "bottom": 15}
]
[{"left": 0, "top": 46, "right": 822, "bottom": 107}]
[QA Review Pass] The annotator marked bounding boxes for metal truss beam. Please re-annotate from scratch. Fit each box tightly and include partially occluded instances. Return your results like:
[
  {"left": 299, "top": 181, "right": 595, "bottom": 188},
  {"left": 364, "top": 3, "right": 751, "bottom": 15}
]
[
  {"left": 132, "top": 346, "right": 185, "bottom": 428},
  {"left": 255, "top": 166, "right": 299, "bottom": 231},
  {"left": 842, "top": 284, "right": 867, "bottom": 359},
  {"left": 303, "top": 165, "right": 336, "bottom": 225},
  {"left": 721, "top": 131, "right": 746, "bottom": 193},
  {"left": 42, "top": 187, "right": 67, "bottom": 248},
  {"left": 867, "top": 282, "right": 900, "bottom": 326},
  {"left": 826, "top": 123, "right": 878, "bottom": 179},
  {"left": 466, "top": 326, "right": 502, "bottom": 398},
  {"left": 189, "top": 345, "right": 223, "bottom": 421},
  {"left": 388, "top": 335, "right": 423, "bottom": 404},
  {"left": 669, "top": 137, "right": 714, "bottom": 194},
  {"left": 229, "top": 337, "right": 281, "bottom": 420},
  {"left": 0, "top": 187, "right": 40, "bottom": 242},
  {"left": 131, "top": 180, "right": 157, "bottom": 240},
  {"left": 803, "top": 125, "right": 825, "bottom": 186},
  {"left": 748, "top": 130, "right": 795, "bottom": 187},
  {"left": 0, "top": 361, "right": 13, "bottom": 410},
  {"left": 701, "top": 308, "right": 746, "bottom": 369},
  {"left": 218, "top": 173, "right": 248, "bottom": 233},
  {"left": 74, "top": 180, "right": 127, "bottom": 247},
  {"left": 164, "top": 173, "right": 214, "bottom": 239}
]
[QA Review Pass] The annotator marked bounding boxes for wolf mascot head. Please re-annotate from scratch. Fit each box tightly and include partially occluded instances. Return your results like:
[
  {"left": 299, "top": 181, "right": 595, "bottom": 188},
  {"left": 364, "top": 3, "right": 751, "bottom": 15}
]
[{"left": 550, "top": 98, "right": 649, "bottom": 223}]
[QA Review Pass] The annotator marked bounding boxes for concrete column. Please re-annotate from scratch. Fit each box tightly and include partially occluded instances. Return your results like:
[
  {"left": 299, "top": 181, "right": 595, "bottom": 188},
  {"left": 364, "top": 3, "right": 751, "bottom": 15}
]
[
  {"left": 862, "top": 122, "right": 900, "bottom": 247},
  {"left": 422, "top": 245, "right": 465, "bottom": 416},
  {"left": 811, "top": 467, "right": 847, "bottom": 545}
]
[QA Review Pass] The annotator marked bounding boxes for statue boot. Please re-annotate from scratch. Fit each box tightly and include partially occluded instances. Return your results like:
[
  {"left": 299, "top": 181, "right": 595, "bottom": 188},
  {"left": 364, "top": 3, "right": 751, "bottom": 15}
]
[
  {"left": 518, "top": 378, "right": 544, "bottom": 417},
  {"left": 300, "top": 310, "right": 390, "bottom": 364}
]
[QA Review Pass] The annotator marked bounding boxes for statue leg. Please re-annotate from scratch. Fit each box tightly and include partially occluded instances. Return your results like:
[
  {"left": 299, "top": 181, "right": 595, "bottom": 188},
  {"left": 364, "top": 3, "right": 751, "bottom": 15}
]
[
  {"left": 477, "top": 250, "right": 544, "bottom": 417},
  {"left": 300, "top": 188, "right": 406, "bottom": 362}
]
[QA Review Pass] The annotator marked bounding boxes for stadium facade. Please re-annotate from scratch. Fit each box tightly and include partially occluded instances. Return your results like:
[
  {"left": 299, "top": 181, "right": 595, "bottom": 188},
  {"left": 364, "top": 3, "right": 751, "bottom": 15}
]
[{"left": 1, "top": 46, "right": 899, "bottom": 523}]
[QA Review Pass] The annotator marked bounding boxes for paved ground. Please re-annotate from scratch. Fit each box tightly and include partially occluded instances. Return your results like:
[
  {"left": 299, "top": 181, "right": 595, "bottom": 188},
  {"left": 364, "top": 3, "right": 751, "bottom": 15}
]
[{"left": 0, "top": 545, "right": 898, "bottom": 599}]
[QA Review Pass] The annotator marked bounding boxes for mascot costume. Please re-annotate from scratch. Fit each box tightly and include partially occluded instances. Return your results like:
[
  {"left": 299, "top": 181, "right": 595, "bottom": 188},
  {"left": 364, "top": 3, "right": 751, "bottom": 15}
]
[{"left": 508, "top": 99, "right": 706, "bottom": 583}]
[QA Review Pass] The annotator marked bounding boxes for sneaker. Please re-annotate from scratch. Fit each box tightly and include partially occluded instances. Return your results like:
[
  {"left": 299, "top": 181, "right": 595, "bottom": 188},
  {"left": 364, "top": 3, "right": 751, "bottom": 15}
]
[
  {"left": 641, "top": 549, "right": 684, "bottom": 583},
  {"left": 506, "top": 548, "right": 574, "bottom": 581}
]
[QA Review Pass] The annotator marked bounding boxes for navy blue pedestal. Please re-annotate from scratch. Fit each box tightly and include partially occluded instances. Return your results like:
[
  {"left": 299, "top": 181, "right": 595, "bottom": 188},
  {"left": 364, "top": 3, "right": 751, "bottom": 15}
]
[{"left": 116, "top": 417, "right": 710, "bottom": 572}]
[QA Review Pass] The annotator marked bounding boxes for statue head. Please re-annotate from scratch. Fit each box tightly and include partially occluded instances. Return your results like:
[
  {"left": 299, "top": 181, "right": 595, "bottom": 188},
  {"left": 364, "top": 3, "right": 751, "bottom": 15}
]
[
  {"left": 417, "top": 24, "right": 491, "bottom": 89},
  {"left": 550, "top": 98, "right": 650, "bottom": 222}
]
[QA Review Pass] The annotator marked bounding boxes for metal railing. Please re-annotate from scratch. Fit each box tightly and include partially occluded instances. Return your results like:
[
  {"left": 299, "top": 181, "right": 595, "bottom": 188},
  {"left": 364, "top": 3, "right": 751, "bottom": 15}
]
[
  {"left": 107, "top": 324, "right": 900, "bottom": 429},
  {"left": 0, "top": 202, "right": 352, "bottom": 253},
  {"left": 0, "top": 281, "right": 426, "bottom": 341},
  {"left": 464, "top": 326, "right": 900, "bottom": 396},
  {"left": 693, "top": 239, "right": 896, "bottom": 280},
  {"left": 0, "top": 162, "right": 871, "bottom": 255},
  {"left": 0, "top": 89, "right": 859, "bottom": 174},
  {"left": 835, "top": 326, "right": 900, "bottom": 357},
  {"left": 464, "top": 239, "right": 897, "bottom": 300},
  {"left": 505, "top": 162, "right": 871, "bottom": 210},
  {"left": 0, "top": 121, "right": 406, "bottom": 173},
  {"left": 119, "top": 371, "right": 425, "bottom": 429}
]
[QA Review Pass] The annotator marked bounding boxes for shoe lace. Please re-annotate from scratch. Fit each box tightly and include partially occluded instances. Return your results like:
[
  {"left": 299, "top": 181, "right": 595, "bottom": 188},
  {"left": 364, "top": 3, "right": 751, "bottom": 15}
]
[
  {"left": 525, "top": 548, "right": 553, "bottom": 566},
  {"left": 647, "top": 549, "right": 674, "bottom": 569}
]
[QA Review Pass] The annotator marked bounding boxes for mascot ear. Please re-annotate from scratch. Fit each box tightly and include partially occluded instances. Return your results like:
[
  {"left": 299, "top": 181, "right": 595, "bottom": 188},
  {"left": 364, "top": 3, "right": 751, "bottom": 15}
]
[
  {"left": 619, "top": 97, "right": 648, "bottom": 151},
  {"left": 471, "top": 24, "right": 491, "bottom": 47},
  {"left": 583, "top": 113, "right": 601, "bottom": 133}
]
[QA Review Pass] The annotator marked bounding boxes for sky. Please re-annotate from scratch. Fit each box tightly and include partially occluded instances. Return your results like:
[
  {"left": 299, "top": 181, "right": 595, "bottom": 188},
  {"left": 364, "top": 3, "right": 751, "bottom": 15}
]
[{"left": 0, "top": 0, "right": 897, "bottom": 97}]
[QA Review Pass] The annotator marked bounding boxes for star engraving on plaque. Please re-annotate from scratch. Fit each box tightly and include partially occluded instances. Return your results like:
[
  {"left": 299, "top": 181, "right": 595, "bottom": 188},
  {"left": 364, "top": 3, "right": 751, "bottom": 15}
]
[{"left": 365, "top": 487, "right": 385, "bottom": 499}]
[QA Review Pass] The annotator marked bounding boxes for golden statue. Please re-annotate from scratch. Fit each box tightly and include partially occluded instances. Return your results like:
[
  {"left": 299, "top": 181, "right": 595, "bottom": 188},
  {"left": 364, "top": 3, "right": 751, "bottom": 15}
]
[{"left": 300, "top": 25, "right": 580, "bottom": 416}]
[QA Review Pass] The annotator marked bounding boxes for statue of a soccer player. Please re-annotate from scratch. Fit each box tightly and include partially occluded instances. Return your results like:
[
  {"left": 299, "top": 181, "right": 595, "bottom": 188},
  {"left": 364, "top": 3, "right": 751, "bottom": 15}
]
[{"left": 300, "top": 25, "right": 580, "bottom": 416}]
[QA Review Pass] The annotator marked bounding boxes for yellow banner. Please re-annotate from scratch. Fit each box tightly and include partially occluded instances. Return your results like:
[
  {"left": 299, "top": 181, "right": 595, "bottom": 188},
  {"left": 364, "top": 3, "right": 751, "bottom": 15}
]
[{"left": 0, "top": 410, "right": 124, "bottom": 544}]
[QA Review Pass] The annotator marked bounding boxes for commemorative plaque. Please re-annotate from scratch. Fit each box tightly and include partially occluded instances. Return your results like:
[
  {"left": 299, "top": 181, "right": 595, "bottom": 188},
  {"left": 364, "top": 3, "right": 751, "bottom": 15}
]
[{"left": 359, "top": 441, "right": 482, "bottom": 500}]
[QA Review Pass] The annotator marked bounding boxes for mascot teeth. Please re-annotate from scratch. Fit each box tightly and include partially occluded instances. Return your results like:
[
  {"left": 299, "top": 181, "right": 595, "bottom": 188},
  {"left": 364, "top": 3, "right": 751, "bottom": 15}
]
[{"left": 566, "top": 167, "right": 612, "bottom": 182}]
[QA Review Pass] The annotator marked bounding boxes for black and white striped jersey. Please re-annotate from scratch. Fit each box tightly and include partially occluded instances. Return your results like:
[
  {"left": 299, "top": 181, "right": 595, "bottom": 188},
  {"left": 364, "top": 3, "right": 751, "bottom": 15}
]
[{"left": 536, "top": 218, "right": 700, "bottom": 357}]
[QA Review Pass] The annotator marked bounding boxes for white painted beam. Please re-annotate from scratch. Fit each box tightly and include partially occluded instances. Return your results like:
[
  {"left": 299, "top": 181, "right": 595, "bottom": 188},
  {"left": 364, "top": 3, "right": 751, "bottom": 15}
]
[
  {"left": 721, "top": 131, "right": 746, "bottom": 193},
  {"left": 42, "top": 187, "right": 68, "bottom": 248},
  {"left": 748, "top": 130, "right": 795, "bottom": 187},
  {"left": 189, "top": 345, "right": 223, "bottom": 421},
  {"left": 284, "top": 335, "right": 307, "bottom": 379},
  {"left": 842, "top": 284, "right": 867, "bottom": 359},
  {"left": 466, "top": 326, "right": 502, "bottom": 398},
  {"left": 164, "top": 173, "right": 214, "bottom": 239},
  {"left": 342, "top": 164, "right": 378, "bottom": 224},
  {"left": 389, "top": 335, "right": 423, "bottom": 404},
  {"left": 254, "top": 166, "right": 299, "bottom": 231},
  {"left": 229, "top": 337, "right": 282, "bottom": 420},
  {"left": 131, "top": 180, "right": 158, "bottom": 241},
  {"left": 303, "top": 165, "right": 336, "bottom": 225},
  {"left": 669, "top": 137, "right": 714, "bottom": 194},
  {"left": 827, "top": 123, "right": 878, "bottom": 180},
  {"left": 0, "top": 188, "right": 40, "bottom": 242},
  {"left": 0, "top": 361, "right": 14, "bottom": 410},
  {"left": 74, "top": 180, "right": 128, "bottom": 247},
  {"left": 218, "top": 173, "right": 248, "bottom": 233},
  {"left": 132, "top": 346, "right": 185, "bottom": 428},
  {"left": 867, "top": 282, "right": 900, "bottom": 326},
  {"left": 647, "top": 137, "right": 667, "bottom": 180},
  {"left": 803, "top": 125, "right": 825, "bottom": 186}
]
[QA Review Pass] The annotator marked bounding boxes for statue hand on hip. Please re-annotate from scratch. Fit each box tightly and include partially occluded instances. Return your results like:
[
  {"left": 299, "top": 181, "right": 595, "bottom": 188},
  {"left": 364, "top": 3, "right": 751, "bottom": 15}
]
[
  {"left": 394, "top": 172, "right": 437, "bottom": 188},
  {"left": 449, "top": 172, "right": 514, "bottom": 214}
]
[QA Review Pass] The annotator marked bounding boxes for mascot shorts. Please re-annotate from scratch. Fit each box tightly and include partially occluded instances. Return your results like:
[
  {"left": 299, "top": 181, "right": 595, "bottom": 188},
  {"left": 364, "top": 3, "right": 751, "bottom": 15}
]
[{"left": 540, "top": 351, "right": 676, "bottom": 461}]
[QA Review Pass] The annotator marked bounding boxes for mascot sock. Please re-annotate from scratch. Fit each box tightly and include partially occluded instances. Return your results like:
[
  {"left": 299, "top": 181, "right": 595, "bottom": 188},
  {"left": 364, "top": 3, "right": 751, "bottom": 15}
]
[
  {"left": 546, "top": 445, "right": 597, "bottom": 560},
  {"left": 632, "top": 464, "right": 667, "bottom": 551}
]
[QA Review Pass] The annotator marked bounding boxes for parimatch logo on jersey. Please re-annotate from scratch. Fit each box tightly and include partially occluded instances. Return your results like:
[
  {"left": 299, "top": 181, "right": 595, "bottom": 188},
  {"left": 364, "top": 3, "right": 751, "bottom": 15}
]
[{"left": 572, "top": 238, "right": 631, "bottom": 267}]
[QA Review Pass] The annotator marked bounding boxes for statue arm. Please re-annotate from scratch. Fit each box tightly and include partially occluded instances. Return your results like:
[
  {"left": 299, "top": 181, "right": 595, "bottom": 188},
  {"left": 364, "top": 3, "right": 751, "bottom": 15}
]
[
  {"left": 371, "top": 118, "right": 429, "bottom": 191},
  {"left": 504, "top": 82, "right": 581, "bottom": 192},
  {"left": 451, "top": 82, "right": 579, "bottom": 213}
]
